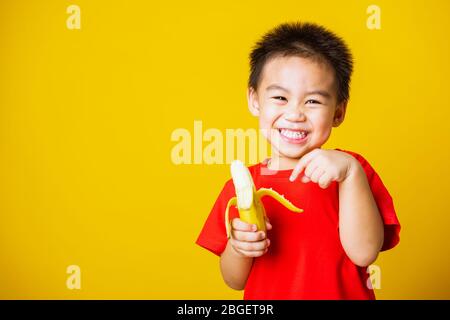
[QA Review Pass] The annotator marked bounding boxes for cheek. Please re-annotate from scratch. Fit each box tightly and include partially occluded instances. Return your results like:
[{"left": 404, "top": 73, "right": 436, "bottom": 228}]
[
  {"left": 309, "top": 112, "right": 334, "bottom": 135},
  {"left": 258, "top": 104, "right": 281, "bottom": 128}
]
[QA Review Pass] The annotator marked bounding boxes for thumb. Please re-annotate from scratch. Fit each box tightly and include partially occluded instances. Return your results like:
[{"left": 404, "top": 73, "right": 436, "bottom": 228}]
[{"left": 265, "top": 217, "right": 272, "bottom": 230}]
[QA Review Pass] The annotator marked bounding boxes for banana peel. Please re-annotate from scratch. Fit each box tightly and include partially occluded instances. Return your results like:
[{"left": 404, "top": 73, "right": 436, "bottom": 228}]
[{"left": 225, "top": 160, "right": 303, "bottom": 238}]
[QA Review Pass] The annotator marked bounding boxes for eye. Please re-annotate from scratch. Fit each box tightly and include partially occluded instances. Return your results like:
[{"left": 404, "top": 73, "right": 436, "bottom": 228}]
[
  {"left": 305, "top": 99, "right": 321, "bottom": 104},
  {"left": 271, "top": 96, "right": 287, "bottom": 102}
]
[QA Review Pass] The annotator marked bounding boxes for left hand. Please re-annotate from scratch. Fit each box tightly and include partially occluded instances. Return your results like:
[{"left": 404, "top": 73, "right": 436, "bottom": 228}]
[{"left": 289, "top": 149, "right": 358, "bottom": 188}]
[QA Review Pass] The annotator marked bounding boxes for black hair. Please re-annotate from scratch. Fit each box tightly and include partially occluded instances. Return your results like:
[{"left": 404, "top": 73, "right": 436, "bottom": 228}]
[{"left": 249, "top": 22, "right": 353, "bottom": 103}]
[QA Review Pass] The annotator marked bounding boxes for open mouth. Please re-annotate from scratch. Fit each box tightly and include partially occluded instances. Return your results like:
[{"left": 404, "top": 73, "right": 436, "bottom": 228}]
[{"left": 278, "top": 128, "right": 309, "bottom": 144}]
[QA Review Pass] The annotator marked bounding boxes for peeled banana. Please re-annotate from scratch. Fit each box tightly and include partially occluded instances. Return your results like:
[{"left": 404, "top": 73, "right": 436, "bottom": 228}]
[{"left": 225, "top": 160, "right": 303, "bottom": 238}]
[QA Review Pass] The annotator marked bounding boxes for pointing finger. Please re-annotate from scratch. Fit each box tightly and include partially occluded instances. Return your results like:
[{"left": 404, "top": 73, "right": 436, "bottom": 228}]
[{"left": 290, "top": 149, "right": 319, "bottom": 182}]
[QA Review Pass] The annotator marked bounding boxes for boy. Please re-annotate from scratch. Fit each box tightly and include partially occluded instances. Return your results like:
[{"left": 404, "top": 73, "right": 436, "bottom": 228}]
[{"left": 196, "top": 22, "right": 400, "bottom": 299}]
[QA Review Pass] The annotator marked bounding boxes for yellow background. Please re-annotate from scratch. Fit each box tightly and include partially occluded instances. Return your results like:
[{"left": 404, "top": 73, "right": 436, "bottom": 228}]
[{"left": 1, "top": 0, "right": 449, "bottom": 299}]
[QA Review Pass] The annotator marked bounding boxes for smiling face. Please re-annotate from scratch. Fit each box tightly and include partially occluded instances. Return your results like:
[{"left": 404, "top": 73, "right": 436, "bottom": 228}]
[{"left": 248, "top": 55, "right": 347, "bottom": 169}]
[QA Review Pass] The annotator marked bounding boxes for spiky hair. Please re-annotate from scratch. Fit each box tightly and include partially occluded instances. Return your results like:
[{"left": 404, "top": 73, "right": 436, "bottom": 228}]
[{"left": 249, "top": 22, "right": 353, "bottom": 103}]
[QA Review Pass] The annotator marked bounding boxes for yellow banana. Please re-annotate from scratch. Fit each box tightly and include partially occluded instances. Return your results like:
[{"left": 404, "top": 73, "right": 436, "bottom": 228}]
[{"left": 225, "top": 160, "right": 303, "bottom": 238}]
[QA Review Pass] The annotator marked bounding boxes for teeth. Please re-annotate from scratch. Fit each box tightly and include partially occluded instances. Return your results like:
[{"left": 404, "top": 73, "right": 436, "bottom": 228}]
[{"left": 279, "top": 129, "right": 307, "bottom": 139}]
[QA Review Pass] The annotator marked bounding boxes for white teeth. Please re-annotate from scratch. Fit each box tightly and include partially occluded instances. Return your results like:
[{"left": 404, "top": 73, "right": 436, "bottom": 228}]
[{"left": 279, "top": 129, "right": 307, "bottom": 139}]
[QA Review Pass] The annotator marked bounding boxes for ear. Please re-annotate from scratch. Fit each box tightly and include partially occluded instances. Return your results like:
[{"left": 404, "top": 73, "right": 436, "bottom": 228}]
[
  {"left": 247, "top": 87, "right": 261, "bottom": 117},
  {"left": 332, "top": 100, "right": 347, "bottom": 127}
]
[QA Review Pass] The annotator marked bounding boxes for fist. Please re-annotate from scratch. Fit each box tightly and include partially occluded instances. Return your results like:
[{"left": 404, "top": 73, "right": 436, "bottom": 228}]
[
  {"left": 229, "top": 217, "right": 272, "bottom": 258},
  {"left": 289, "top": 148, "right": 358, "bottom": 188}
]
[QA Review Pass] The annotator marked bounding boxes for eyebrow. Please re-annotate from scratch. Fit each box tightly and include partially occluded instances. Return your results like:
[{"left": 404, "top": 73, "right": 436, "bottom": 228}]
[
  {"left": 266, "top": 84, "right": 290, "bottom": 92},
  {"left": 305, "top": 90, "right": 332, "bottom": 99},
  {"left": 265, "top": 84, "right": 332, "bottom": 99}
]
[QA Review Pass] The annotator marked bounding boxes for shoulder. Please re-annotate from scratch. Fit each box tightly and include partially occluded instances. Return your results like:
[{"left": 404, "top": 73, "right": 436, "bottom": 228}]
[
  {"left": 335, "top": 148, "right": 369, "bottom": 165},
  {"left": 335, "top": 148, "right": 376, "bottom": 178}
]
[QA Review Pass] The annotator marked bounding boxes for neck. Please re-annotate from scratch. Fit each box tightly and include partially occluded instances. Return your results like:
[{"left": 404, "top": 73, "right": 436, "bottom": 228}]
[{"left": 267, "top": 153, "right": 300, "bottom": 171}]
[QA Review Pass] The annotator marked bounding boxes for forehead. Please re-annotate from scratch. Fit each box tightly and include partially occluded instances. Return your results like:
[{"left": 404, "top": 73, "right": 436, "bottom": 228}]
[{"left": 259, "top": 55, "right": 336, "bottom": 95}]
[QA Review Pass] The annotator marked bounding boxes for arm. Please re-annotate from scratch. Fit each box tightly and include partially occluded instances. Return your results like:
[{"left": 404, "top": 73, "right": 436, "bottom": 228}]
[
  {"left": 220, "top": 240, "right": 253, "bottom": 290},
  {"left": 289, "top": 149, "right": 385, "bottom": 267},
  {"left": 220, "top": 218, "right": 271, "bottom": 290},
  {"left": 338, "top": 159, "right": 384, "bottom": 267}
]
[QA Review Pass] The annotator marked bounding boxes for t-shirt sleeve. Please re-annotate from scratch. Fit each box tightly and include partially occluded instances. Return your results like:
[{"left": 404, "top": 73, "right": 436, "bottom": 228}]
[
  {"left": 352, "top": 153, "right": 401, "bottom": 251},
  {"left": 195, "top": 180, "right": 239, "bottom": 257}
]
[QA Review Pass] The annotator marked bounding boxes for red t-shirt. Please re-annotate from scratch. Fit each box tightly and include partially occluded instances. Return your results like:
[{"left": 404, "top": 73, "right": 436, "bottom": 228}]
[{"left": 195, "top": 149, "right": 401, "bottom": 300}]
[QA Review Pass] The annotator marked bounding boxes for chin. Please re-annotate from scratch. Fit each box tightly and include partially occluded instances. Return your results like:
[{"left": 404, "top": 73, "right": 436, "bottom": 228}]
[{"left": 276, "top": 145, "right": 310, "bottom": 159}]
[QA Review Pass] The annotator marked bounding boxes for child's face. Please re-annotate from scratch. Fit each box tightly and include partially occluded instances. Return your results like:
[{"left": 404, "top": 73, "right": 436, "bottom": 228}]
[{"left": 248, "top": 55, "right": 346, "bottom": 161}]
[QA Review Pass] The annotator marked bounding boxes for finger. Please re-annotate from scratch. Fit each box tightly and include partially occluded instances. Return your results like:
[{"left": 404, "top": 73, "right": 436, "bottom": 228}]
[
  {"left": 318, "top": 172, "right": 332, "bottom": 189},
  {"left": 310, "top": 168, "right": 326, "bottom": 183},
  {"left": 265, "top": 219, "right": 272, "bottom": 230},
  {"left": 232, "top": 229, "right": 266, "bottom": 242},
  {"left": 304, "top": 161, "right": 319, "bottom": 180},
  {"left": 231, "top": 238, "right": 270, "bottom": 252},
  {"left": 231, "top": 218, "right": 256, "bottom": 232},
  {"left": 264, "top": 216, "right": 272, "bottom": 230},
  {"left": 231, "top": 239, "right": 267, "bottom": 255},
  {"left": 301, "top": 175, "right": 310, "bottom": 183},
  {"left": 290, "top": 154, "right": 313, "bottom": 182},
  {"left": 234, "top": 247, "right": 268, "bottom": 258},
  {"left": 289, "top": 149, "right": 319, "bottom": 181}
]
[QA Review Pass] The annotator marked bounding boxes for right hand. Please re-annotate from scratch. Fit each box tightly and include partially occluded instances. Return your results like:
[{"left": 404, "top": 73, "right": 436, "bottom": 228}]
[{"left": 229, "top": 217, "right": 272, "bottom": 258}]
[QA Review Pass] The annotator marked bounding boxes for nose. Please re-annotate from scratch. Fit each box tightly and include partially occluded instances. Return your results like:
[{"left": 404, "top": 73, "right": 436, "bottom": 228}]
[{"left": 284, "top": 104, "right": 306, "bottom": 122}]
